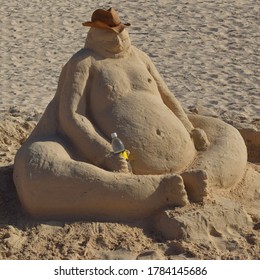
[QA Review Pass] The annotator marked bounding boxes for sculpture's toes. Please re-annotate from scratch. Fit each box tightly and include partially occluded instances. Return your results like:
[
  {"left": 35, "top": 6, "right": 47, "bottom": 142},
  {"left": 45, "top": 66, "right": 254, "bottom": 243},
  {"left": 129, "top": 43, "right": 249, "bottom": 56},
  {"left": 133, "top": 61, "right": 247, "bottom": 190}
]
[
  {"left": 182, "top": 170, "right": 208, "bottom": 203},
  {"left": 161, "top": 175, "right": 189, "bottom": 207}
]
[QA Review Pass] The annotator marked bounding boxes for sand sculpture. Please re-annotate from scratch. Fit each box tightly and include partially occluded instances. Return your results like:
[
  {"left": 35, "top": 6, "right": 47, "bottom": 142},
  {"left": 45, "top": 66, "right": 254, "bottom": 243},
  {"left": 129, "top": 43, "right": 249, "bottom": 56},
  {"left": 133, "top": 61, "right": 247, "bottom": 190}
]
[{"left": 13, "top": 8, "right": 248, "bottom": 221}]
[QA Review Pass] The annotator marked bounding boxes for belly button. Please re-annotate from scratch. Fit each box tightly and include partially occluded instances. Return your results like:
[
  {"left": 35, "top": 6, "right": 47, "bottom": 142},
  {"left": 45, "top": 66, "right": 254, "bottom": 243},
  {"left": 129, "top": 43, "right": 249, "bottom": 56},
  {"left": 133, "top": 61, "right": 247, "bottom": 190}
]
[
  {"left": 148, "top": 78, "right": 152, "bottom": 83},
  {"left": 156, "top": 129, "right": 165, "bottom": 139}
]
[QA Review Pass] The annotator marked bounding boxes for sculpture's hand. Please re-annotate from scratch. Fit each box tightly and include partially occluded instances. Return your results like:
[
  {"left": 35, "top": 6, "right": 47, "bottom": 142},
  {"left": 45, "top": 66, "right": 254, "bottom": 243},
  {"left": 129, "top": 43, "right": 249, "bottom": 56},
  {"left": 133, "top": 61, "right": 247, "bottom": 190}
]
[
  {"left": 103, "top": 153, "right": 131, "bottom": 173},
  {"left": 191, "top": 128, "right": 210, "bottom": 151}
]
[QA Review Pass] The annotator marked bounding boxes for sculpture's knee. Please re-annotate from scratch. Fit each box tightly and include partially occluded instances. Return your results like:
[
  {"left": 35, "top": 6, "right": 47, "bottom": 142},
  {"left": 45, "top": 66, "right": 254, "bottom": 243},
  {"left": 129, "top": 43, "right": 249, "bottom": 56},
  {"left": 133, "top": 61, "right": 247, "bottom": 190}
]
[
  {"left": 13, "top": 140, "right": 70, "bottom": 214},
  {"left": 188, "top": 114, "right": 247, "bottom": 188}
]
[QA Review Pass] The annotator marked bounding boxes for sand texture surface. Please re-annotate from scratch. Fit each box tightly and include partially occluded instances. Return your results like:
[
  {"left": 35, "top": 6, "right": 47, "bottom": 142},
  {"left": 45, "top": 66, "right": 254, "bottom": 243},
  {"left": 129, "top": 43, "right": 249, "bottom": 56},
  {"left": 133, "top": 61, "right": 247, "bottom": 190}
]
[{"left": 0, "top": 0, "right": 259, "bottom": 259}]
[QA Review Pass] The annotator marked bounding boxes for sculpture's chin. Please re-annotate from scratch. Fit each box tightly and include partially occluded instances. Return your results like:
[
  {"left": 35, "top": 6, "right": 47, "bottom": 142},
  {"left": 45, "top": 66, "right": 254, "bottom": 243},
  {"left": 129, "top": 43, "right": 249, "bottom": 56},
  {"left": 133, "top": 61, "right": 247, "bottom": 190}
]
[
  {"left": 105, "top": 45, "right": 124, "bottom": 54},
  {"left": 105, "top": 41, "right": 130, "bottom": 54}
]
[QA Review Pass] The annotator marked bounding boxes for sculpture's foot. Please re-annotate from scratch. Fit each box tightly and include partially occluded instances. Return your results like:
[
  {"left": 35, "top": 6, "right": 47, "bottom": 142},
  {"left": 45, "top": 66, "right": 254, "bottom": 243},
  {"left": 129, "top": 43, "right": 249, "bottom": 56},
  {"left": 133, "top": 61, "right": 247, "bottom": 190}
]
[
  {"left": 160, "top": 175, "right": 189, "bottom": 207},
  {"left": 181, "top": 170, "right": 208, "bottom": 203}
]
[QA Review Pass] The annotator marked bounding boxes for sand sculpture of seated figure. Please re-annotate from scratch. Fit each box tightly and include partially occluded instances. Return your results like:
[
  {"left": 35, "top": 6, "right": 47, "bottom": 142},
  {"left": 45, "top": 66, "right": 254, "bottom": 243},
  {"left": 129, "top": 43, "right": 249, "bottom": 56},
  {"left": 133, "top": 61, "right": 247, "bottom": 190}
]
[{"left": 13, "top": 8, "right": 247, "bottom": 221}]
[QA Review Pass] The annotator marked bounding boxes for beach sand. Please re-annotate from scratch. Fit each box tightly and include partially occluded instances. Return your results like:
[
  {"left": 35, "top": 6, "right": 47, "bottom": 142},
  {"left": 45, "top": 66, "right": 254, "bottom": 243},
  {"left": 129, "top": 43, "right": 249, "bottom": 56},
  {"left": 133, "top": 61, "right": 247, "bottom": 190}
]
[{"left": 0, "top": 0, "right": 259, "bottom": 259}]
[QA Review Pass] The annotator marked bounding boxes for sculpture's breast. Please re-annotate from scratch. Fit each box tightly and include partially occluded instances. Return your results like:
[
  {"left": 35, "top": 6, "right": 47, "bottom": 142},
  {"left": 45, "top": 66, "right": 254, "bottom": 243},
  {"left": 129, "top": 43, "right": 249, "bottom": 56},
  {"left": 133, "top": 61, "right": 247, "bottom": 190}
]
[{"left": 92, "top": 54, "right": 160, "bottom": 99}]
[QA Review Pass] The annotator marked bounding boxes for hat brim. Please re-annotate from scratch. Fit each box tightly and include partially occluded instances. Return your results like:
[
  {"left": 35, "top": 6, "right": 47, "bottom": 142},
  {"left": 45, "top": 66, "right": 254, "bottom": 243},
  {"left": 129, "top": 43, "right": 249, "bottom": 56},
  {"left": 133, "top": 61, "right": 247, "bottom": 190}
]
[{"left": 82, "top": 20, "right": 130, "bottom": 33}]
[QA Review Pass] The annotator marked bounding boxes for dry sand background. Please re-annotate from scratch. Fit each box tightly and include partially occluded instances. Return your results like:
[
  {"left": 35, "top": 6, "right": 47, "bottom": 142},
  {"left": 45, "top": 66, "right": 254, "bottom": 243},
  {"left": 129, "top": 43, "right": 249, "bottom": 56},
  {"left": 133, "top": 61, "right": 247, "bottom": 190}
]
[{"left": 0, "top": 0, "right": 259, "bottom": 259}]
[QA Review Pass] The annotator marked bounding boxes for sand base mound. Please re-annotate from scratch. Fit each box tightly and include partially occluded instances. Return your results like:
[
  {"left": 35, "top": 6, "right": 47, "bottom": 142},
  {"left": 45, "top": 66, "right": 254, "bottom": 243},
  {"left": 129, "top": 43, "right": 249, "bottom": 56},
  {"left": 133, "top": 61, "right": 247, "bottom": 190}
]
[{"left": 0, "top": 113, "right": 259, "bottom": 259}]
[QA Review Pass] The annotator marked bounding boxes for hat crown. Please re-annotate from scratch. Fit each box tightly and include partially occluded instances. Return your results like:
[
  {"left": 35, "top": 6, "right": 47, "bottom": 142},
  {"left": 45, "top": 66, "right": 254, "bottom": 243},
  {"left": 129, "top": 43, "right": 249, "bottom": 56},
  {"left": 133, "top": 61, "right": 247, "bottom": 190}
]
[
  {"left": 92, "top": 8, "right": 121, "bottom": 27},
  {"left": 82, "top": 7, "right": 130, "bottom": 33}
]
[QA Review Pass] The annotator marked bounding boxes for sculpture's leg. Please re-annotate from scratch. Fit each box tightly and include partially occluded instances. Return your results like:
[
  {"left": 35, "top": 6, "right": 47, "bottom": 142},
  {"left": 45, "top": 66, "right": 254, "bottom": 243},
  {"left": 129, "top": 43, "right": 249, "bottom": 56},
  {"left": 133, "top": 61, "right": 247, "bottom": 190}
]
[
  {"left": 181, "top": 170, "right": 208, "bottom": 202},
  {"left": 13, "top": 140, "right": 188, "bottom": 221},
  {"left": 187, "top": 114, "right": 247, "bottom": 189}
]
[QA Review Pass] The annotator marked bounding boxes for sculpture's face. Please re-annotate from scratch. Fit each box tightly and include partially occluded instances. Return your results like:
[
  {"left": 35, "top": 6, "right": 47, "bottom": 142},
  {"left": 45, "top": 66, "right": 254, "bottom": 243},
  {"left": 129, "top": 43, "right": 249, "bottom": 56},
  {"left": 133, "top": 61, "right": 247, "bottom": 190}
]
[{"left": 86, "top": 28, "right": 131, "bottom": 55}]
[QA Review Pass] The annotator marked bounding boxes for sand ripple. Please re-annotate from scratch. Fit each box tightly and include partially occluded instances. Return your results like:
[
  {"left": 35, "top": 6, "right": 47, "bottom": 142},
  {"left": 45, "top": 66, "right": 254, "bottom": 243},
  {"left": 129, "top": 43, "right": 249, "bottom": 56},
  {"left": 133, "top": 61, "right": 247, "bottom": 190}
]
[{"left": 0, "top": 0, "right": 259, "bottom": 129}]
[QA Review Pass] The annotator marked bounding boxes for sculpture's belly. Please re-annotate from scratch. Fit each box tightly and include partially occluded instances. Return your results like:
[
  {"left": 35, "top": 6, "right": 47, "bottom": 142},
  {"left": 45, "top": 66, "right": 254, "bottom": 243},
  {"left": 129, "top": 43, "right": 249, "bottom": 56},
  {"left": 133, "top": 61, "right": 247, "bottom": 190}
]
[{"left": 96, "top": 93, "right": 196, "bottom": 175}]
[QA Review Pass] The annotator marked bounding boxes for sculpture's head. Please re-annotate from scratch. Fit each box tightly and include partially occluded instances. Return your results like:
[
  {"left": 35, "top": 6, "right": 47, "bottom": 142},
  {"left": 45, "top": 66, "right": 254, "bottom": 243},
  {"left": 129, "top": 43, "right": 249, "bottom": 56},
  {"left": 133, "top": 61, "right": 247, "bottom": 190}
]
[{"left": 83, "top": 8, "right": 131, "bottom": 56}]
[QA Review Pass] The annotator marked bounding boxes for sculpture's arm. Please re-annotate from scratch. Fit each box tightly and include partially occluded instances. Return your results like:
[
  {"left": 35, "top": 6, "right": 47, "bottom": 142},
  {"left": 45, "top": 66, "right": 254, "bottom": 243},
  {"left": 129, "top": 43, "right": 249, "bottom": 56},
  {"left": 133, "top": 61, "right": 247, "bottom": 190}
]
[
  {"left": 136, "top": 49, "right": 194, "bottom": 133},
  {"left": 57, "top": 50, "right": 129, "bottom": 172},
  {"left": 136, "top": 48, "right": 209, "bottom": 150},
  {"left": 58, "top": 52, "right": 111, "bottom": 166}
]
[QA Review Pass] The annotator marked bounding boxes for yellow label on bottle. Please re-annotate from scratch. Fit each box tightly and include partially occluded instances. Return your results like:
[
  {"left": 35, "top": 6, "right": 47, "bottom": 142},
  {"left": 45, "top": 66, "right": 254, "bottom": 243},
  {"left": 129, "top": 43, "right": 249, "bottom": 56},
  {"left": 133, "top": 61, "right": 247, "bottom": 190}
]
[{"left": 120, "top": 150, "right": 129, "bottom": 160}]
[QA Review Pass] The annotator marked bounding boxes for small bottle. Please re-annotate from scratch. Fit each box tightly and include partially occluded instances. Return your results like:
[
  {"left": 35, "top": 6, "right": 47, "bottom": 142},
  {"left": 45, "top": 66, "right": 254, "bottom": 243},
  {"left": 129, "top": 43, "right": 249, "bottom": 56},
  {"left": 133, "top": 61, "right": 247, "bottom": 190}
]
[
  {"left": 111, "top": 132, "right": 125, "bottom": 154},
  {"left": 111, "top": 132, "right": 132, "bottom": 172}
]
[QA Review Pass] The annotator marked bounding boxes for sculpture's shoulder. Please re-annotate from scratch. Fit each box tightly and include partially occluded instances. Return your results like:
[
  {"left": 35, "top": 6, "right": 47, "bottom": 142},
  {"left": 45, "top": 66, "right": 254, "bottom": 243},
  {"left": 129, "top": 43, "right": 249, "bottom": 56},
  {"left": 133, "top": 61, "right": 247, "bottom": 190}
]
[
  {"left": 65, "top": 48, "right": 93, "bottom": 71},
  {"left": 131, "top": 46, "right": 153, "bottom": 67}
]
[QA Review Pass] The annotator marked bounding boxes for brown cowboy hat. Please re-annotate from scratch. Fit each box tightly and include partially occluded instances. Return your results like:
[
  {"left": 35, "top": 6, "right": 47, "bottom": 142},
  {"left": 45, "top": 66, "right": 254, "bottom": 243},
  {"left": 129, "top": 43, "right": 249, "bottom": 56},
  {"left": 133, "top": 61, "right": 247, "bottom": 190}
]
[{"left": 82, "top": 8, "right": 130, "bottom": 33}]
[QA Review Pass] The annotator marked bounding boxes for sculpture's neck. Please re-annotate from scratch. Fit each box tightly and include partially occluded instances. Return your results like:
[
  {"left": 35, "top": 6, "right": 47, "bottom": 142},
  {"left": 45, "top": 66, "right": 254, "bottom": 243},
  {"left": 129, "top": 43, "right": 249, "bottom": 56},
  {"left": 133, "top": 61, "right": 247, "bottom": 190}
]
[{"left": 84, "top": 40, "right": 132, "bottom": 59}]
